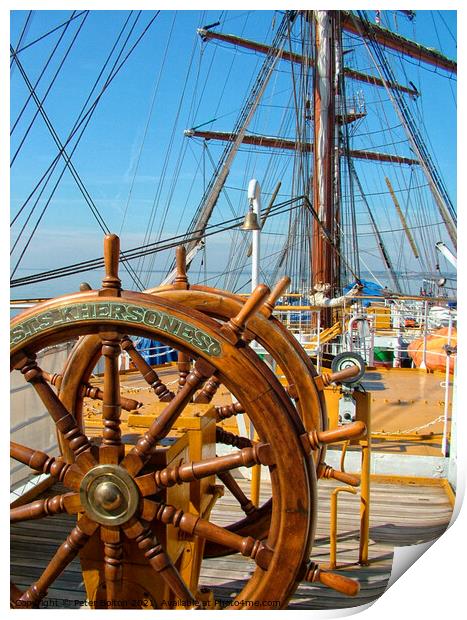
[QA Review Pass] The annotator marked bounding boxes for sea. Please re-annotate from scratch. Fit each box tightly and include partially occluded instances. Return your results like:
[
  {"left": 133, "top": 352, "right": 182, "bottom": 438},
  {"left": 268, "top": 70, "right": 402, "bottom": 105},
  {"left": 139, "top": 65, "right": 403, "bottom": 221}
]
[{"left": 10, "top": 268, "right": 456, "bottom": 319}]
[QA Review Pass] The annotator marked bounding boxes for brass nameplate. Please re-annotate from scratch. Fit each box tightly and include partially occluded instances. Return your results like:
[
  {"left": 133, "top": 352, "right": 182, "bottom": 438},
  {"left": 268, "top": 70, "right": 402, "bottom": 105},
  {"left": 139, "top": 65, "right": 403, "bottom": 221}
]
[{"left": 10, "top": 301, "right": 222, "bottom": 357}]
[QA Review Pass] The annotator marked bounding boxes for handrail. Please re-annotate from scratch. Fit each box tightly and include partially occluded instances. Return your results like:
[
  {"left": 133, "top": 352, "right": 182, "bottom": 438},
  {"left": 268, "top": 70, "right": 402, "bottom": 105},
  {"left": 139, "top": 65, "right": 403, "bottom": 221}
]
[{"left": 11, "top": 292, "right": 456, "bottom": 307}]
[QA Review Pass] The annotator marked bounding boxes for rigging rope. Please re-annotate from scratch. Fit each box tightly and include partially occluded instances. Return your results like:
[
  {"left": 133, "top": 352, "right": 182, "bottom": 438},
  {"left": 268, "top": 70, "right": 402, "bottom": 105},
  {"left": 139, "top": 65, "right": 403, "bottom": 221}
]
[
  {"left": 10, "top": 40, "right": 115, "bottom": 278},
  {"left": 10, "top": 196, "right": 304, "bottom": 288},
  {"left": 11, "top": 11, "right": 88, "bottom": 167},
  {"left": 11, "top": 11, "right": 161, "bottom": 290},
  {"left": 10, "top": 10, "right": 34, "bottom": 70},
  {"left": 11, "top": 11, "right": 88, "bottom": 57},
  {"left": 339, "top": 22, "right": 361, "bottom": 282},
  {"left": 119, "top": 12, "right": 178, "bottom": 238},
  {"left": 356, "top": 11, "right": 456, "bottom": 236},
  {"left": 174, "top": 11, "right": 297, "bottom": 264},
  {"left": 11, "top": 11, "right": 79, "bottom": 136},
  {"left": 10, "top": 11, "right": 134, "bottom": 229}
]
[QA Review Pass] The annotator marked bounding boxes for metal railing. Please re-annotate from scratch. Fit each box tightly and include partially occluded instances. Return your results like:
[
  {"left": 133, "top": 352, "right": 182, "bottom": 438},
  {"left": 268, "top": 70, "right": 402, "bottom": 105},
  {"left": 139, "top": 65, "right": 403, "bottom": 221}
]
[{"left": 272, "top": 294, "right": 456, "bottom": 370}]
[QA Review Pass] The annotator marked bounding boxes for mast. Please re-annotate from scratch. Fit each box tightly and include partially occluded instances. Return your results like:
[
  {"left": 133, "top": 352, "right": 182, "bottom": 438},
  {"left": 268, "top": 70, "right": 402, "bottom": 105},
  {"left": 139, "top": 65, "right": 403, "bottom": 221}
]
[
  {"left": 183, "top": 11, "right": 455, "bottom": 296},
  {"left": 311, "top": 10, "right": 338, "bottom": 326}
]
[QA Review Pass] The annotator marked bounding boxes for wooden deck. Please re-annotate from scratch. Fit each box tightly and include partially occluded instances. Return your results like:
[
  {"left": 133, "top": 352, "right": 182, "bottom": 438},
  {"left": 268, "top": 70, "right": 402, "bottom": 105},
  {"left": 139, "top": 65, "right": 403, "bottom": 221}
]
[
  {"left": 11, "top": 477, "right": 452, "bottom": 610},
  {"left": 87, "top": 365, "right": 450, "bottom": 459},
  {"left": 362, "top": 367, "right": 449, "bottom": 457}
]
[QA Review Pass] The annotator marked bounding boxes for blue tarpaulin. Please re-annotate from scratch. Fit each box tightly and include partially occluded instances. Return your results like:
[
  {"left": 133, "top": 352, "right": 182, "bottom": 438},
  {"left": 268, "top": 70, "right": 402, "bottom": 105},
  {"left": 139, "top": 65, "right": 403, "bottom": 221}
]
[
  {"left": 285, "top": 295, "right": 311, "bottom": 321},
  {"left": 343, "top": 279, "right": 384, "bottom": 307},
  {"left": 135, "top": 338, "right": 178, "bottom": 365}
]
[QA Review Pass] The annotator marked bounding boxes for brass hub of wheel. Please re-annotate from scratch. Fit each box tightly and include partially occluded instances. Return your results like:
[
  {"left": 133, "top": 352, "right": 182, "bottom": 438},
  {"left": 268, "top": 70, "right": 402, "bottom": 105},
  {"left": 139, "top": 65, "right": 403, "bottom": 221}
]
[{"left": 80, "top": 464, "right": 139, "bottom": 526}]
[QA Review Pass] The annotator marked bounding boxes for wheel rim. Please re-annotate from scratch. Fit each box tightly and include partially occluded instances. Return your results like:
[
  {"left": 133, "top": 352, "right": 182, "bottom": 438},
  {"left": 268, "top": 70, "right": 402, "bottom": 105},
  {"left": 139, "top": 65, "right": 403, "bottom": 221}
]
[
  {"left": 55, "top": 285, "right": 326, "bottom": 557},
  {"left": 11, "top": 290, "right": 315, "bottom": 609}
]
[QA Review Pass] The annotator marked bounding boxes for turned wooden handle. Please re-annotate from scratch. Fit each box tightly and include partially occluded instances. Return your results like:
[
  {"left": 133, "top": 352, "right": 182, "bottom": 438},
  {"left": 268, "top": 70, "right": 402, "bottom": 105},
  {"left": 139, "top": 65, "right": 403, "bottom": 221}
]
[
  {"left": 42, "top": 370, "right": 140, "bottom": 412},
  {"left": 150, "top": 442, "right": 273, "bottom": 490},
  {"left": 318, "top": 463, "right": 361, "bottom": 487},
  {"left": 329, "top": 469, "right": 361, "bottom": 487},
  {"left": 11, "top": 441, "right": 47, "bottom": 470},
  {"left": 174, "top": 245, "right": 188, "bottom": 288},
  {"left": 41, "top": 370, "right": 61, "bottom": 388},
  {"left": 230, "top": 284, "right": 270, "bottom": 331},
  {"left": 119, "top": 395, "right": 141, "bottom": 412},
  {"left": 176, "top": 245, "right": 187, "bottom": 276},
  {"left": 318, "top": 570, "right": 360, "bottom": 596},
  {"left": 121, "top": 337, "right": 174, "bottom": 401},
  {"left": 328, "top": 365, "right": 360, "bottom": 384},
  {"left": 264, "top": 276, "right": 291, "bottom": 315},
  {"left": 304, "top": 421, "right": 366, "bottom": 452},
  {"left": 316, "top": 421, "right": 367, "bottom": 445},
  {"left": 102, "top": 233, "right": 121, "bottom": 291}
]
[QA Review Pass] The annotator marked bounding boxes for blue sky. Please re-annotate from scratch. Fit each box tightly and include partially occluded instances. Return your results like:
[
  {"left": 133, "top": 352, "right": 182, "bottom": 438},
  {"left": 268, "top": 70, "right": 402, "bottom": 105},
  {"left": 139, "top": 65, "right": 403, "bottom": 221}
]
[{"left": 9, "top": 7, "right": 458, "bottom": 296}]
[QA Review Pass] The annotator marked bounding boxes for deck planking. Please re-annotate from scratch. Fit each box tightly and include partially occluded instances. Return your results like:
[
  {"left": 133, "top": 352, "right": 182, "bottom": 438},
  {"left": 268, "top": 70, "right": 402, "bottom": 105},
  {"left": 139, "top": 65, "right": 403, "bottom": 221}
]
[
  {"left": 10, "top": 478, "right": 452, "bottom": 609},
  {"left": 94, "top": 366, "right": 450, "bottom": 457}
]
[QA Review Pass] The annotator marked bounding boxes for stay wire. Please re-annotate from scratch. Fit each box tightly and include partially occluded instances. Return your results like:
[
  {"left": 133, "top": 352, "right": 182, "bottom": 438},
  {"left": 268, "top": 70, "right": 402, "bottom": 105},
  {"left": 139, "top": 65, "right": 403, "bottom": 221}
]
[
  {"left": 10, "top": 11, "right": 135, "bottom": 237},
  {"left": 10, "top": 47, "right": 110, "bottom": 272},
  {"left": 436, "top": 11, "right": 456, "bottom": 46},
  {"left": 119, "top": 12, "right": 177, "bottom": 237},
  {"left": 357, "top": 11, "right": 455, "bottom": 223},
  {"left": 11, "top": 196, "right": 304, "bottom": 288},
  {"left": 11, "top": 12, "right": 158, "bottom": 230},
  {"left": 11, "top": 11, "right": 88, "bottom": 57},
  {"left": 11, "top": 10, "right": 77, "bottom": 136},
  {"left": 10, "top": 11, "right": 34, "bottom": 70},
  {"left": 10, "top": 11, "right": 89, "bottom": 167},
  {"left": 138, "top": 17, "right": 201, "bottom": 282},
  {"left": 11, "top": 13, "right": 159, "bottom": 290}
]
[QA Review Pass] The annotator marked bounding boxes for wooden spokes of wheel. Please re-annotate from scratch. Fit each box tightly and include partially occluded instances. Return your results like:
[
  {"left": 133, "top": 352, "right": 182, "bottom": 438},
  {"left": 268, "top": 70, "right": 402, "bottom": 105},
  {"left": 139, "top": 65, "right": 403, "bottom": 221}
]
[
  {"left": 10, "top": 243, "right": 316, "bottom": 608},
  {"left": 142, "top": 283, "right": 329, "bottom": 559},
  {"left": 150, "top": 248, "right": 365, "bottom": 489},
  {"left": 48, "top": 246, "right": 364, "bottom": 561},
  {"left": 147, "top": 283, "right": 328, "bottom": 448},
  {"left": 52, "top": 287, "right": 326, "bottom": 557}
]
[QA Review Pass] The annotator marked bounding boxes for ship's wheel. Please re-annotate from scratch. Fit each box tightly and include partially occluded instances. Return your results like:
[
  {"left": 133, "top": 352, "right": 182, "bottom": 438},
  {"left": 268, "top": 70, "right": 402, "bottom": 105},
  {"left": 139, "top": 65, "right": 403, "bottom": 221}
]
[
  {"left": 49, "top": 246, "right": 361, "bottom": 559},
  {"left": 10, "top": 235, "right": 362, "bottom": 608}
]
